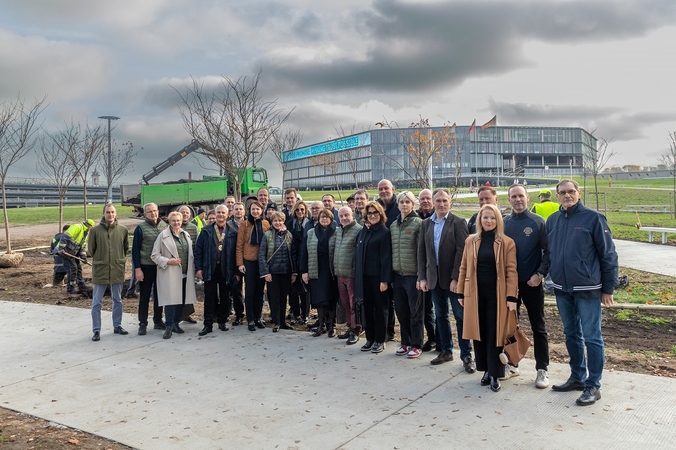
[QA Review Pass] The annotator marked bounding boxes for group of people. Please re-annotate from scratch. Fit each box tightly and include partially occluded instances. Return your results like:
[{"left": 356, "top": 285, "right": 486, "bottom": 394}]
[{"left": 64, "top": 179, "right": 617, "bottom": 407}]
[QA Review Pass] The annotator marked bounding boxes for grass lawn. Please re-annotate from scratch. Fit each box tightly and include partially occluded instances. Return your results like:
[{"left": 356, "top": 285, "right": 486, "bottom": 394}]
[{"left": 0, "top": 203, "right": 126, "bottom": 227}]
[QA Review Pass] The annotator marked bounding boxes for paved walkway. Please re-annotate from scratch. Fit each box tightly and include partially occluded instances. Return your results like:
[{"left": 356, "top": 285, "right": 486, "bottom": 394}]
[
  {"left": 1, "top": 300, "right": 674, "bottom": 450},
  {"left": 614, "top": 239, "right": 676, "bottom": 277}
]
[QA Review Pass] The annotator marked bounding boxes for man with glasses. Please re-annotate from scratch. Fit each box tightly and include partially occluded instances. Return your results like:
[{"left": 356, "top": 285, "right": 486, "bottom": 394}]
[
  {"left": 353, "top": 189, "right": 369, "bottom": 224},
  {"left": 547, "top": 180, "right": 618, "bottom": 406},
  {"left": 131, "top": 202, "right": 167, "bottom": 335}
]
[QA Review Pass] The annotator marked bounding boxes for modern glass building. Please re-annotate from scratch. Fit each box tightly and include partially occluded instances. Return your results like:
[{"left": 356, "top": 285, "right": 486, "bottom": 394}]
[{"left": 282, "top": 125, "right": 596, "bottom": 189}]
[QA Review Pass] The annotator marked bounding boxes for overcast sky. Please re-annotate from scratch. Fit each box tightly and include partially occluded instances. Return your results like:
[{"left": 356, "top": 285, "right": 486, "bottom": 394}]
[{"left": 2, "top": 0, "right": 675, "bottom": 187}]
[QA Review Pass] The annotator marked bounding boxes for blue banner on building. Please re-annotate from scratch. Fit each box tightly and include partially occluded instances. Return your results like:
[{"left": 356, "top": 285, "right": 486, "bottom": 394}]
[{"left": 283, "top": 133, "right": 371, "bottom": 162}]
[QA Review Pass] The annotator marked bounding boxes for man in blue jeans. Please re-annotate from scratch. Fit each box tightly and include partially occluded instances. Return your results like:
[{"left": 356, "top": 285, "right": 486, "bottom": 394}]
[
  {"left": 547, "top": 180, "right": 618, "bottom": 406},
  {"left": 417, "top": 188, "right": 474, "bottom": 372}
]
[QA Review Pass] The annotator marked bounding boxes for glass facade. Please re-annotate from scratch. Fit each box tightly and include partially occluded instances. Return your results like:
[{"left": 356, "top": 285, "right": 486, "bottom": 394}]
[{"left": 282, "top": 125, "right": 596, "bottom": 189}]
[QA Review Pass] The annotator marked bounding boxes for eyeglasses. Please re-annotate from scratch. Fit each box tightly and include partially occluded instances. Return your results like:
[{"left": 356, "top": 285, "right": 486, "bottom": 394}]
[
  {"left": 557, "top": 189, "right": 577, "bottom": 196},
  {"left": 366, "top": 211, "right": 380, "bottom": 217}
]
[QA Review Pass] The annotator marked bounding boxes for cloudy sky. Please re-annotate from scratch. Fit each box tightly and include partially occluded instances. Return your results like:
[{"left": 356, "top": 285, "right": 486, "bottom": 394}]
[{"left": 2, "top": 0, "right": 675, "bottom": 186}]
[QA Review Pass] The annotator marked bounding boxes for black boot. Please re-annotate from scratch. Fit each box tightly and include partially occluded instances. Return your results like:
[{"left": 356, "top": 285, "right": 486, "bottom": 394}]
[
  {"left": 312, "top": 308, "right": 326, "bottom": 337},
  {"left": 490, "top": 377, "right": 501, "bottom": 392},
  {"left": 163, "top": 326, "right": 173, "bottom": 339},
  {"left": 481, "top": 372, "right": 490, "bottom": 386}
]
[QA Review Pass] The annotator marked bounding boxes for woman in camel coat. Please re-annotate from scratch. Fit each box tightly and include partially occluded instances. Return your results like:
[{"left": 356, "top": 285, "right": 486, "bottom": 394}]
[
  {"left": 457, "top": 204, "right": 518, "bottom": 392},
  {"left": 152, "top": 211, "right": 197, "bottom": 339}
]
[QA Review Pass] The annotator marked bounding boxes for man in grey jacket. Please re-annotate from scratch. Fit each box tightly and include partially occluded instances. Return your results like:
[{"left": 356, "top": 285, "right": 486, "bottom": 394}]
[{"left": 334, "top": 206, "right": 363, "bottom": 345}]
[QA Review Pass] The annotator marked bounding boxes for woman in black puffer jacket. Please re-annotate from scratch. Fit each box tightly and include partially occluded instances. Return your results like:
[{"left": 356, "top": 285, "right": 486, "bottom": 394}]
[{"left": 259, "top": 211, "right": 297, "bottom": 332}]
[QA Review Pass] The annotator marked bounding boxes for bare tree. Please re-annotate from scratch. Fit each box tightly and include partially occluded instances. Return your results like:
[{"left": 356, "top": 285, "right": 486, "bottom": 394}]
[
  {"left": 661, "top": 132, "right": 676, "bottom": 218},
  {"left": 0, "top": 95, "right": 47, "bottom": 254},
  {"left": 36, "top": 124, "right": 80, "bottom": 230},
  {"left": 269, "top": 127, "right": 303, "bottom": 188},
  {"left": 100, "top": 139, "right": 139, "bottom": 203},
  {"left": 310, "top": 153, "right": 343, "bottom": 201},
  {"left": 176, "top": 71, "right": 293, "bottom": 201},
  {"left": 67, "top": 122, "right": 106, "bottom": 220},
  {"left": 334, "top": 122, "right": 370, "bottom": 189},
  {"left": 377, "top": 117, "right": 454, "bottom": 189},
  {"left": 583, "top": 137, "right": 616, "bottom": 210}
]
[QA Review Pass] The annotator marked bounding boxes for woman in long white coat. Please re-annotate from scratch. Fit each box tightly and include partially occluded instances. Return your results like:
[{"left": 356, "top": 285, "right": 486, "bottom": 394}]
[{"left": 151, "top": 211, "right": 197, "bottom": 339}]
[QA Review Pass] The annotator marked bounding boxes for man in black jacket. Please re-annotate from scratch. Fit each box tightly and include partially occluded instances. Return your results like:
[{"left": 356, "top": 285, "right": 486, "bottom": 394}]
[
  {"left": 504, "top": 184, "right": 550, "bottom": 388},
  {"left": 195, "top": 204, "right": 235, "bottom": 336}
]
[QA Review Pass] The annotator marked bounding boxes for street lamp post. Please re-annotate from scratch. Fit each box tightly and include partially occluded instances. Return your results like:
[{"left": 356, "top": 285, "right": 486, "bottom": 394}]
[{"left": 98, "top": 115, "right": 120, "bottom": 204}]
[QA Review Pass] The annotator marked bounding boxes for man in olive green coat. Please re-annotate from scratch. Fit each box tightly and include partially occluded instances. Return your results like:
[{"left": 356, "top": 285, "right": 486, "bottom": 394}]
[{"left": 88, "top": 204, "right": 130, "bottom": 342}]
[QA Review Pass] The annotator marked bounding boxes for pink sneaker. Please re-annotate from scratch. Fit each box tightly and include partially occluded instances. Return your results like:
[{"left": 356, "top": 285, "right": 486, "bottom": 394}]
[
  {"left": 395, "top": 345, "right": 409, "bottom": 356},
  {"left": 407, "top": 348, "right": 422, "bottom": 359}
]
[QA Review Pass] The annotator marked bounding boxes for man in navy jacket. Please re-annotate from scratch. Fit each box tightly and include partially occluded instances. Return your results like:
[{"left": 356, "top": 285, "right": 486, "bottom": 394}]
[
  {"left": 505, "top": 185, "right": 550, "bottom": 388},
  {"left": 546, "top": 180, "right": 618, "bottom": 406}
]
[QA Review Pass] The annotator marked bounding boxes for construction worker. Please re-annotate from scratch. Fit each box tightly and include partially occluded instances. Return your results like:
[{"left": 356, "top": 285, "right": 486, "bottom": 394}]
[
  {"left": 531, "top": 189, "right": 560, "bottom": 220},
  {"left": 192, "top": 208, "right": 207, "bottom": 232},
  {"left": 54, "top": 218, "right": 95, "bottom": 294},
  {"left": 50, "top": 225, "right": 70, "bottom": 287}
]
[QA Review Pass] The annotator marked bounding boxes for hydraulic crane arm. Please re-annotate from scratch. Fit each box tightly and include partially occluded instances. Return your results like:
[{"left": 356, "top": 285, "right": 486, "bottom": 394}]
[{"left": 140, "top": 140, "right": 202, "bottom": 185}]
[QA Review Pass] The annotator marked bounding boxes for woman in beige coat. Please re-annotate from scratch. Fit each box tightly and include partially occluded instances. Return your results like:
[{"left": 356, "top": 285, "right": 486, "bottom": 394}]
[
  {"left": 152, "top": 211, "right": 197, "bottom": 339},
  {"left": 457, "top": 204, "right": 518, "bottom": 392}
]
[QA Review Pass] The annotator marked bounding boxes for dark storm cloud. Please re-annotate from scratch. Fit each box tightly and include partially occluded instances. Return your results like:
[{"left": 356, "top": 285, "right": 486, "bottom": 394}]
[
  {"left": 292, "top": 11, "right": 324, "bottom": 41},
  {"left": 261, "top": 0, "right": 676, "bottom": 92},
  {"left": 488, "top": 99, "right": 676, "bottom": 142}
]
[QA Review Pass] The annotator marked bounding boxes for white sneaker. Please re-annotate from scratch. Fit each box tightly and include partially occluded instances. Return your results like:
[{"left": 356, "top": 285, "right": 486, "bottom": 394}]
[
  {"left": 535, "top": 369, "right": 549, "bottom": 389},
  {"left": 499, "top": 364, "right": 520, "bottom": 381}
]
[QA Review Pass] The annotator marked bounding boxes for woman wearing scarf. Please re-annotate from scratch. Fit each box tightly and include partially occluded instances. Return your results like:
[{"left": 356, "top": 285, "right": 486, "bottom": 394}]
[
  {"left": 151, "top": 211, "right": 197, "bottom": 339},
  {"left": 236, "top": 201, "right": 270, "bottom": 331},
  {"left": 355, "top": 201, "right": 392, "bottom": 354},
  {"left": 300, "top": 208, "right": 338, "bottom": 337}
]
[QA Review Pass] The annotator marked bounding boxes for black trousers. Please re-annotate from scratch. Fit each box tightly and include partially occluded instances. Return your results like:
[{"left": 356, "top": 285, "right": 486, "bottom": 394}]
[
  {"left": 362, "top": 274, "right": 389, "bottom": 344},
  {"left": 244, "top": 259, "right": 265, "bottom": 322},
  {"left": 204, "top": 265, "right": 231, "bottom": 326},
  {"left": 288, "top": 278, "right": 308, "bottom": 319},
  {"left": 474, "top": 283, "right": 504, "bottom": 379},
  {"left": 138, "top": 265, "right": 163, "bottom": 326},
  {"left": 392, "top": 274, "right": 424, "bottom": 349},
  {"left": 517, "top": 281, "right": 549, "bottom": 370},
  {"left": 267, "top": 273, "right": 291, "bottom": 326},
  {"left": 231, "top": 277, "right": 244, "bottom": 319},
  {"left": 423, "top": 290, "right": 438, "bottom": 344}
]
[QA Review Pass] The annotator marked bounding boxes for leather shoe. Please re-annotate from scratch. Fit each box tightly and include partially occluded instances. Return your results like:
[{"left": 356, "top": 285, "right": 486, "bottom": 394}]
[
  {"left": 172, "top": 323, "right": 185, "bottom": 334},
  {"left": 462, "top": 355, "right": 476, "bottom": 373},
  {"left": 552, "top": 378, "right": 586, "bottom": 392},
  {"left": 248, "top": 322, "right": 256, "bottom": 331},
  {"left": 576, "top": 387, "right": 601, "bottom": 406},
  {"left": 113, "top": 326, "right": 128, "bottom": 335},
  {"left": 198, "top": 326, "right": 213, "bottom": 336},
  {"left": 255, "top": 320, "right": 266, "bottom": 329},
  {"left": 280, "top": 324, "right": 292, "bottom": 330},
  {"left": 218, "top": 323, "right": 229, "bottom": 331},
  {"left": 163, "top": 327, "right": 172, "bottom": 339},
  {"left": 360, "top": 340, "right": 374, "bottom": 351},
  {"left": 337, "top": 330, "right": 351, "bottom": 339},
  {"left": 183, "top": 316, "right": 197, "bottom": 324},
  {"left": 153, "top": 322, "right": 166, "bottom": 330},
  {"left": 92, "top": 331, "right": 100, "bottom": 342},
  {"left": 481, "top": 372, "right": 490, "bottom": 386},
  {"left": 490, "top": 377, "right": 501, "bottom": 392},
  {"left": 421, "top": 340, "right": 435, "bottom": 352},
  {"left": 138, "top": 325, "right": 147, "bottom": 336},
  {"left": 430, "top": 351, "right": 454, "bottom": 365}
]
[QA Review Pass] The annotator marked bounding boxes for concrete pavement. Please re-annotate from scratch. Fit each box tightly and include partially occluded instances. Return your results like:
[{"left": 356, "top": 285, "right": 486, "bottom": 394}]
[
  {"left": 1, "top": 300, "right": 674, "bottom": 450},
  {"left": 614, "top": 239, "right": 676, "bottom": 277}
]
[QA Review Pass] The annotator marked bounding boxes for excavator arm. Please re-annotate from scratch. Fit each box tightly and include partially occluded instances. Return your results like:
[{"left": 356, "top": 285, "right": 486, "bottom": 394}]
[{"left": 140, "top": 140, "right": 202, "bottom": 185}]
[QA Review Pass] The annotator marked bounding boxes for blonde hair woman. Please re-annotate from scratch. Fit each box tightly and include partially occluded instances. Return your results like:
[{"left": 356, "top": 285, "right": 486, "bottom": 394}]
[
  {"left": 457, "top": 204, "right": 518, "bottom": 392},
  {"left": 151, "top": 211, "right": 197, "bottom": 339}
]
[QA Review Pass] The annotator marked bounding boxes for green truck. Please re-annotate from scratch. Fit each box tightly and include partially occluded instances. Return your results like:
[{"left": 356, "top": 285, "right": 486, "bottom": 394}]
[{"left": 121, "top": 141, "right": 268, "bottom": 216}]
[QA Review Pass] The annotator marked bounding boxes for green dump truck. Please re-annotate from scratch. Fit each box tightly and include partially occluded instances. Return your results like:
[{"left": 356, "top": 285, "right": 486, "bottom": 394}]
[{"left": 120, "top": 141, "right": 268, "bottom": 216}]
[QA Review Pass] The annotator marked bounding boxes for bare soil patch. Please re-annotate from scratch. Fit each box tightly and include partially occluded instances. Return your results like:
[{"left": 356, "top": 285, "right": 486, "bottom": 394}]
[{"left": 1, "top": 223, "right": 675, "bottom": 447}]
